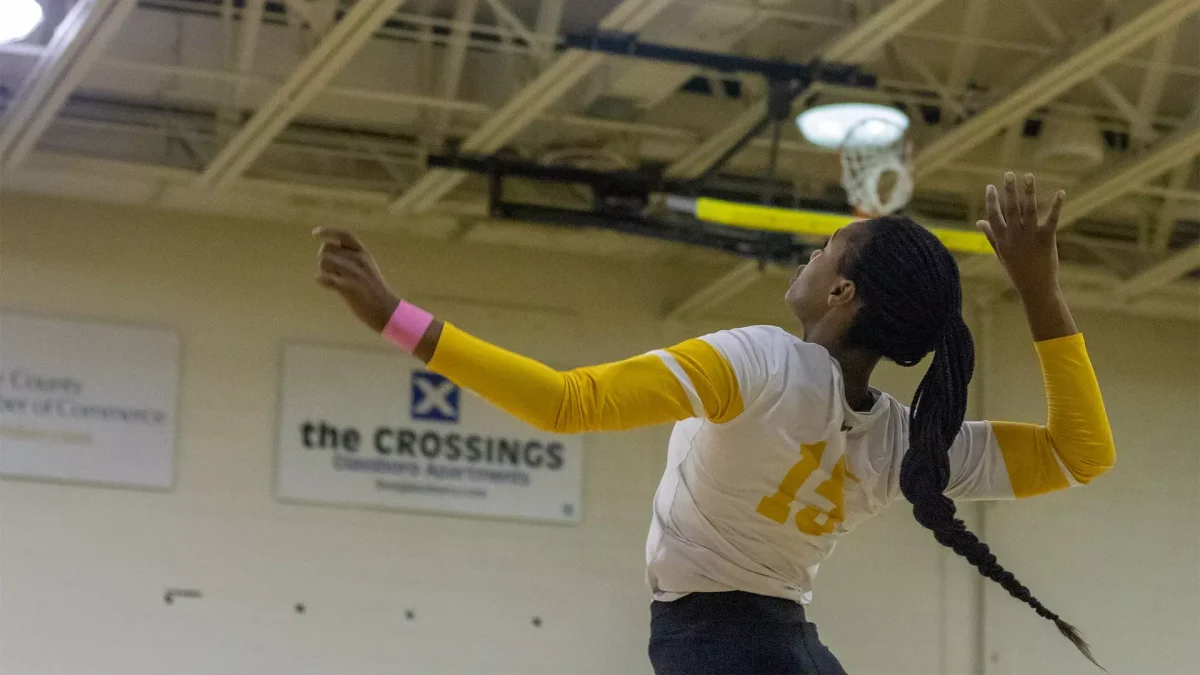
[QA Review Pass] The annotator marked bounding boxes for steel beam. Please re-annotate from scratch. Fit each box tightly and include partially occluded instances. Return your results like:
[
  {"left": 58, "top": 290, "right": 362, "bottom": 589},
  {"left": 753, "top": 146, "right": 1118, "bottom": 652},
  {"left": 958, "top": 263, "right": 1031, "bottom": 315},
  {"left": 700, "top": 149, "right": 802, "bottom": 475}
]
[
  {"left": 0, "top": 0, "right": 138, "bottom": 170},
  {"left": 1117, "top": 245, "right": 1200, "bottom": 299},
  {"left": 388, "top": 0, "right": 678, "bottom": 214},
  {"left": 1057, "top": 121, "right": 1200, "bottom": 231},
  {"left": 665, "top": 0, "right": 948, "bottom": 180},
  {"left": 426, "top": 0, "right": 479, "bottom": 146},
  {"left": 915, "top": 0, "right": 1200, "bottom": 179},
  {"left": 890, "top": 44, "right": 967, "bottom": 118},
  {"left": 196, "top": 0, "right": 408, "bottom": 190},
  {"left": 533, "top": 0, "right": 564, "bottom": 64},
  {"left": 945, "top": 0, "right": 989, "bottom": 95},
  {"left": 1151, "top": 161, "right": 1195, "bottom": 251},
  {"left": 216, "top": 0, "right": 266, "bottom": 138},
  {"left": 1018, "top": 0, "right": 1148, "bottom": 135},
  {"left": 1133, "top": 27, "right": 1178, "bottom": 144},
  {"left": 481, "top": 0, "right": 550, "bottom": 68}
]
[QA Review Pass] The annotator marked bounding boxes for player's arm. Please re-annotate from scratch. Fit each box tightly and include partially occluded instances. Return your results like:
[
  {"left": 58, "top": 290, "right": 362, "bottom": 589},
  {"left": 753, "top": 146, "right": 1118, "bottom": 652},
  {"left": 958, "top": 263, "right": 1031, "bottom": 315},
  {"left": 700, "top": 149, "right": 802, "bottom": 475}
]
[
  {"left": 312, "top": 228, "right": 750, "bottom": 433},
  {"left": 947, "top": 174, "right": 1115, "bottom": 500},
  {"left": 945, "top": 336, "right": 1115, "bottom": 499}
]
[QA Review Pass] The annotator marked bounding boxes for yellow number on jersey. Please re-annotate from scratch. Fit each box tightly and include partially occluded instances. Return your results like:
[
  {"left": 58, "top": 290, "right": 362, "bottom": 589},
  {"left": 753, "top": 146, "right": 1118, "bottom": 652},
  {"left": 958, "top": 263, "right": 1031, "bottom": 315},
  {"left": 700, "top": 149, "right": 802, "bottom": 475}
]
[{"left": 756, "top": 441, "right": 846, "bottom": 536}]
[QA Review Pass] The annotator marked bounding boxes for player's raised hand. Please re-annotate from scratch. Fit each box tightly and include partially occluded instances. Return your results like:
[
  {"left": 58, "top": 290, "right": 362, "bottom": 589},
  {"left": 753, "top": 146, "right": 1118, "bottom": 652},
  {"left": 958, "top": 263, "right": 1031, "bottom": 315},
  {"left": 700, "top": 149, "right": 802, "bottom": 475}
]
[
  {"left": 314, "top": 228, "right": 399, "bottom": 333},
  {"left": 975, "top": 172, "right": 1065, "bottom": 300}
]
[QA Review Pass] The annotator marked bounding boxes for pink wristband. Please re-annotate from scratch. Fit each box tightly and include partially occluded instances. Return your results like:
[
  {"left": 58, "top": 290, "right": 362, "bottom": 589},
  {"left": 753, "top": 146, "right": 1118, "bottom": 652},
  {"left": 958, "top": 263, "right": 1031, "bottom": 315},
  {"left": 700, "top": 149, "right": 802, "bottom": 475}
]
[{"left": 382, "top": 301, "right": 434, "bottom": 354}]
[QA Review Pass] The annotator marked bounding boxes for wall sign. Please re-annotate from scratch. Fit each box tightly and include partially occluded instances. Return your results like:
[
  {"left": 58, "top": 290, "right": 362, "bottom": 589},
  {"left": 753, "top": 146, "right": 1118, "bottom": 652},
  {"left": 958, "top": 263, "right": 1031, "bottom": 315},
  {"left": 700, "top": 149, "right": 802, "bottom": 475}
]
[
  {"left": 275, "top": 344, "right": 583, "bottom": 524},
  {"left": 0, "top": 313, "right": 179, "bottom": 489}
]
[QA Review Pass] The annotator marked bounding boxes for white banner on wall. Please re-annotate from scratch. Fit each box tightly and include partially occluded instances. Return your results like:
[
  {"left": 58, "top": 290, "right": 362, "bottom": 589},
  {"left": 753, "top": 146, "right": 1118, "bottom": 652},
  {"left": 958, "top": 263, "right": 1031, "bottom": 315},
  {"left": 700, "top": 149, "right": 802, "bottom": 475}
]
[
  {"left": 0, "top": 313, "right": 180, "bottom": 489},
  {"left": 275, "top": 344, "right": 584, "bottom": 524}
]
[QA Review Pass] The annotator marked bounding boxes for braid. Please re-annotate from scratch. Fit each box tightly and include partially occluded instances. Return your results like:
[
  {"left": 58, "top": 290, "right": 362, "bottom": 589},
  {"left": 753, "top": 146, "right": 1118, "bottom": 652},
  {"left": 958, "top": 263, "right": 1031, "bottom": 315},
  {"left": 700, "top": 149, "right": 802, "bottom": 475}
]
[{"left": 843, "top": 216, "right": 1103, "bottom": 671}]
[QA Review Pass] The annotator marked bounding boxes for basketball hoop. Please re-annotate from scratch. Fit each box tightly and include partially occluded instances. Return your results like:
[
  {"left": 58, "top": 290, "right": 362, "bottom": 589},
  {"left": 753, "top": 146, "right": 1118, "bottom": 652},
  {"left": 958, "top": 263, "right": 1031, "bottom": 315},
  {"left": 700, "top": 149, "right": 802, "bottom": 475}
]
[{"left": 839, "top": 118, "right": 914, "bottom": 219}]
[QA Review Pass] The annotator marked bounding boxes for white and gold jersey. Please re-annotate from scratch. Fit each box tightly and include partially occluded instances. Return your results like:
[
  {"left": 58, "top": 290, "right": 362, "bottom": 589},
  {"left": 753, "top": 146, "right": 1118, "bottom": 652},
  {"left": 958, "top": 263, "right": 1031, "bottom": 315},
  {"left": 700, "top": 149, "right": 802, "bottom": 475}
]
[
  {"left": 648, "top": 327, "right": 981, "bottom": 602},
  {"left": 428, "top": 323, "right": 1114, "bottom": 605}
]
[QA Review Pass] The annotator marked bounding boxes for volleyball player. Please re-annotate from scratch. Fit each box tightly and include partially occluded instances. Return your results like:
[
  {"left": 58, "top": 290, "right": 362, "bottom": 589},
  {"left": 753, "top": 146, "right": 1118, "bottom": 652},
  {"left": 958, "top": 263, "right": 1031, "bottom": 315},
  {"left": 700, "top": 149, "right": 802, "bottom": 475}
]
[{"left": 315, "top": 173, "right": 1114, "bottom": 674}]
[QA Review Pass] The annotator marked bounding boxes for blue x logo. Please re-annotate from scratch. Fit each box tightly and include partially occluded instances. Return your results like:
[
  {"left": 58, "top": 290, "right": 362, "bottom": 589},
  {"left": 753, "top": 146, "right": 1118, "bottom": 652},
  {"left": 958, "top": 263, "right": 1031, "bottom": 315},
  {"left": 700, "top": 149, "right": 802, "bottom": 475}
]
[{"left": 411, "top": 371, "right": 460, "bottom": 423}]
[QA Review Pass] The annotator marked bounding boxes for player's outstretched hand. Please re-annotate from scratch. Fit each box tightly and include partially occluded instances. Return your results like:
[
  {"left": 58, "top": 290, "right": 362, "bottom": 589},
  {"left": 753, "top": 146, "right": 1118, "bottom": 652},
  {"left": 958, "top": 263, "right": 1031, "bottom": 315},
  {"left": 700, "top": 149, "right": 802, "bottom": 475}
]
[
  {"left": 313, "top": 228, "right": 400, "bottom": 333},
  {"left": 976, "top": 172, "right": 1064, "bottom": 300}
]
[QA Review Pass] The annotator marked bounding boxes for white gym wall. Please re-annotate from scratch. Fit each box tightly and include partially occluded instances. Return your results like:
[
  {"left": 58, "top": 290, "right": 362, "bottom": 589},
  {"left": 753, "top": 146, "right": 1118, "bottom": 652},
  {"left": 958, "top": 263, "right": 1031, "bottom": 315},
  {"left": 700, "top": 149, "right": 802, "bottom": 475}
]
[
  {"left": 2, "top": 194, "right": 1196, "bottom": 674},
  {"left": 981, "top": 304, "right": 1200, "bottom": 674}
]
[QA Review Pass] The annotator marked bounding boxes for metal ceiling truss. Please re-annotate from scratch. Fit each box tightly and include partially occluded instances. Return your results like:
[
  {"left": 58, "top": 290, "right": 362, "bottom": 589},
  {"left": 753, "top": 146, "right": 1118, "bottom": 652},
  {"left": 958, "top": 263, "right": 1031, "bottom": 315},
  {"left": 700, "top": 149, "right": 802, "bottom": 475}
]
[
  {"left": 409, "top": 43, "right": 880, "bottom": 257},
  {"left": 215, "top": 0, "right": 267, "bottom": 139},
  {"left": 196, "top": 0, "right": 409, "bottom": 190},
  {"left": 656, "top": 0, "right": 1200, "bottom": 319},
  {"left": 423, "top": 0, "right": 480, "bottom": 148},
  {"left": 1132, "top": 27, "right": 1179, "bottom": 145},
  {"left": 944, "top": 0, "right": 989, "bottom": 101},
  {"left": 691, "top": 0, "right": 1200, "bottom": 83},
  {"left": 0, "top": 0, "right": 138, "bottom": 170},
  {"left": 480, "top": 0, "right": 551, "bottom": 69},
  {"left": 554, "top": 32, "right": 875, "bottom": 198},
  {"left": 1016, "top": 0, "right": 1155, "bottom": 138},
  {"left": 559, "top": 32, "right": 875, "bottom": 86},
  {"left": 955, "top": 118, "right": 1200, "bottom": 283},
  {"left": 2, "top": 6, "right": 1194, "bottom": 149},
  {"left": 1057, "top": 122, "right": 1200, "bottom": 232},
  {"left": 888, "top": 44, "right": 967, "bottom": 121},
  {"left": 2, "top": 0, "right": 1198, "bottom": 319},
  {"left": 425, "top": 152, "right": 821, "bottom": 264},
  {"left": 8, "top": 44, "right": 1196, "bottom": 204},
  {"left": 665, "top": 0, "right": 950, "bottom": 180},
  {"left": 387, "top": 0, "right": 680, "bottom": 214},
  {"left": 1152, "top": 161, "right": 1196, "bottom": 251},
  {"left": 1118, "top": 243, "right": 1200, "bottom": 299},
  {"left": 9, "top": 46, "right": 1166, "bottom": 152},
  {"left": 915, "top": 0, "right": 1200, "bottom": 178}
]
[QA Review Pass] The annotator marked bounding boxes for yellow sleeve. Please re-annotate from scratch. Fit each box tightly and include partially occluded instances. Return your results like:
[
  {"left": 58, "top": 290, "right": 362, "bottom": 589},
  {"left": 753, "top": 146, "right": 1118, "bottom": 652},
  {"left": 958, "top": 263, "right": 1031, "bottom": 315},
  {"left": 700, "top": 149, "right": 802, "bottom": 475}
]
[
  {"left": 994, "top": 333, "right": 1116, "bottom": 497},
  {"left": 425, "top": 323, "right": 744, "bottom": 433}
]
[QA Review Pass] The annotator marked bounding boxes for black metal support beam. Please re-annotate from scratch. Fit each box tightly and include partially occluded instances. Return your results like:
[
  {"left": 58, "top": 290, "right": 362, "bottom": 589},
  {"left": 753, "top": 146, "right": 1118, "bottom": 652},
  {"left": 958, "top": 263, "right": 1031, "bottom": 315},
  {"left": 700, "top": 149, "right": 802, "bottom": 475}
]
[
  {"left": 685, "top": 115, "right": 773, "bottom": 190},
  {"left": 427, "top": 36, "right": 885, "bottom": 203},
  {"left": 556, "top": 36, "right": 877, "bottom": 194},
  {"left": 426, "top": 153, "right": 851, "bottom": 214},
  {"left": 496, "top": 202, "right": 806, "bottom": 265},
  {"left": 419, "top": 35, "right": 883, "bottom": 266},
  {"left": 561, "top": 32, "right": 875, "bottom": 87},
  {"left": 428, "top": 153, "right": 678, "bottom": 193}
]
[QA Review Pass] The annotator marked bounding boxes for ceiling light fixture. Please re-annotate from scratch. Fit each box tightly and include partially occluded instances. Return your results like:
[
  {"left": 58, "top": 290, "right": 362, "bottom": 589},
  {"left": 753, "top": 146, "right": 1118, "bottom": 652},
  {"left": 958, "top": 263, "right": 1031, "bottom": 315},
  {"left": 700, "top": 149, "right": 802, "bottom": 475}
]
[
  {"left": 0, "top": 0, "right": 44, "bottom": 44},
  {"left": 796, "top": 103, "right": 910, "bottom": 149}
]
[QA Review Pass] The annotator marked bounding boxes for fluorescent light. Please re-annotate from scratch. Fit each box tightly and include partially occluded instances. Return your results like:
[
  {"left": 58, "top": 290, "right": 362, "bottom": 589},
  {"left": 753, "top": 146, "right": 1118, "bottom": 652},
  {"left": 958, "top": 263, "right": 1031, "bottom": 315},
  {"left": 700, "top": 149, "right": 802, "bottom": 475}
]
[
  {"left": 796, "top": 103, "right": 909, "bottom": 149},
  {"left": 0, "top": 0, "right": 43, "bottom": 44}
]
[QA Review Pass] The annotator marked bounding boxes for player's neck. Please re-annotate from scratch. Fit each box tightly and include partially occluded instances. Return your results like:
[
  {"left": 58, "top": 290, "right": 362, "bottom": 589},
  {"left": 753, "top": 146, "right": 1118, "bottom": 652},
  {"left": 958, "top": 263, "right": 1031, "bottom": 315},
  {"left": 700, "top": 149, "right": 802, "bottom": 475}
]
[
  {"left": 803, "top": 317, "right": 878, "bottom": 412},
  {"left": 825, "top": 343, "right": 880, "bottom": 413}
]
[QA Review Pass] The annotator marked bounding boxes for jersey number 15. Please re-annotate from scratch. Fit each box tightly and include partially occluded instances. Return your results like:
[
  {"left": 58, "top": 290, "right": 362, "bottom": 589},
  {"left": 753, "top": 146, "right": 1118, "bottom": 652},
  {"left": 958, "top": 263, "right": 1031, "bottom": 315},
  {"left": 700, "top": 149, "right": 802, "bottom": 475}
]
[{"left": 756, "top": 441, "right": 846, "bottom": 537}]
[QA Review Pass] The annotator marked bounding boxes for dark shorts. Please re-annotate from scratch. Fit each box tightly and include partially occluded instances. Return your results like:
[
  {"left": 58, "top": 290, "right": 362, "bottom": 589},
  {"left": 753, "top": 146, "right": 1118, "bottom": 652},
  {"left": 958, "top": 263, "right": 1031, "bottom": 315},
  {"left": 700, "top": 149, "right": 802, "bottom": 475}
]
[{"left": 649, "top": 591, "right": 846, "bottom": 675}]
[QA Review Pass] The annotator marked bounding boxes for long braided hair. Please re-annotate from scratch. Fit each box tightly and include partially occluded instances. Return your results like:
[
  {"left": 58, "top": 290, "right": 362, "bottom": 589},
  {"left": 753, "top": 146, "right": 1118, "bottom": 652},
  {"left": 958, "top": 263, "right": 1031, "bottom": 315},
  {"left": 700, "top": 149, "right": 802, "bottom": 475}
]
[{"left": 840, "top": 215, "right": 1101, "bottom": 669}]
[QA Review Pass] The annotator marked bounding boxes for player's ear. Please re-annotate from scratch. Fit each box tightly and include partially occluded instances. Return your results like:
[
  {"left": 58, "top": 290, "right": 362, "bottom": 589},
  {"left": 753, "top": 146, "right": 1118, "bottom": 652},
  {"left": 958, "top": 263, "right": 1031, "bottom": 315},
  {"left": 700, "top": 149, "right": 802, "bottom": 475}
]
[{"left": 828, "top": 279, "right": 857, "bottom": 307}]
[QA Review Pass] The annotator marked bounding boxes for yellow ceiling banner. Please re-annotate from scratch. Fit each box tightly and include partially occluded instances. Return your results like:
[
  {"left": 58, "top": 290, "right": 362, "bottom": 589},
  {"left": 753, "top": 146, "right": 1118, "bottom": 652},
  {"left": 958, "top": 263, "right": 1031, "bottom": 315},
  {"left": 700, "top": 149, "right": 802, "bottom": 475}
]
[{"left": 692, "top": 197, "right": 994, "bottom": 256}]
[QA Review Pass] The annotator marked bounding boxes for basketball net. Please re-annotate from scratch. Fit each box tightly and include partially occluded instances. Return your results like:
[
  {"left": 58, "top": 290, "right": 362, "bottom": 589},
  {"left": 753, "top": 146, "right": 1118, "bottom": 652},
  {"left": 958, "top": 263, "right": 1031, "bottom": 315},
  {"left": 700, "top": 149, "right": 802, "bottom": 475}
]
[{"left": 840, "top": 118, "right": 914, "bottom": 219}]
